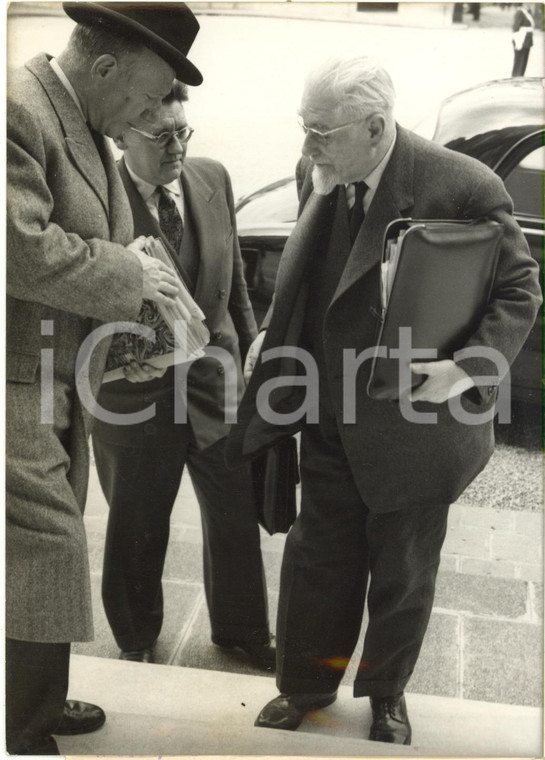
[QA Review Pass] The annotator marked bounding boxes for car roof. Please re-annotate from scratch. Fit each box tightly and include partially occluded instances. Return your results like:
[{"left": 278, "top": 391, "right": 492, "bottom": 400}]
[{"left": 433, "top": 77, "right": 544, "bottom": 147}]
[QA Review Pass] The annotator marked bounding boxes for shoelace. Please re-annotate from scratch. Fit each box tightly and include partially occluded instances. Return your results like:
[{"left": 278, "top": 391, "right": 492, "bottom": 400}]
[{"left": 372, "top": 696, "right": 402, "bottom": 721}]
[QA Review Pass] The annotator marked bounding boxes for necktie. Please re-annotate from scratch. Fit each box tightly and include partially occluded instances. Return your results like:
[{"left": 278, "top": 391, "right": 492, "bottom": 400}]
[
  {"left": 348, "top": 181, "right": 368, "bottom": 243},
  {"left": 88, "top": 126, "right": 108, "bottom": 171},
  {"left": 157, "top": 185, "right": 184, "bottom": 252}
]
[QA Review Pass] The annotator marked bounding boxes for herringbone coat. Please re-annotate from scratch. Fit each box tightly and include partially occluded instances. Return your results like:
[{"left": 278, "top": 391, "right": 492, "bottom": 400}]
[{"left": 6, "top": 54, "right": 144, "bottom": 641}]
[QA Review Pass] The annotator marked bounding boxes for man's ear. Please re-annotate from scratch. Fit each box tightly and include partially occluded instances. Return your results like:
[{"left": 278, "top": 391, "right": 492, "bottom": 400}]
[
  {"left": 91, "top": 54, "right": 118, "bottom": 82},
  {"left": 368, "top": 114, "right": 386, "bottom": 141}
]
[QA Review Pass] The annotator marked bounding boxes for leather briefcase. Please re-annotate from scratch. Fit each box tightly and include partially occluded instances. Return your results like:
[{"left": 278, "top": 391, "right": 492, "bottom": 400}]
[
  {"left": 367, "top": 218, "right": 504, "bottom": 400},
  {"left": 252, "top": 436, "right": 299, "bottom": 535}
]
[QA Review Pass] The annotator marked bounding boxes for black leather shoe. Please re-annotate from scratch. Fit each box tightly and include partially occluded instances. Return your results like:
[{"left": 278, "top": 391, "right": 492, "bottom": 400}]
[
  {"left": 255, "top": 692, "right": 338, "bottom": 730},
  {"left": 54, "top": 700, "right": 106, "bottom": 736},
  {"left": 369, "top": 693, "right": 411, "bottom": 745},
  {"left": 212, "top": 637, "right": 276, "bottom": 671},
  {"left": 119, "top": 647, "right": 155, "bottom": 663}
]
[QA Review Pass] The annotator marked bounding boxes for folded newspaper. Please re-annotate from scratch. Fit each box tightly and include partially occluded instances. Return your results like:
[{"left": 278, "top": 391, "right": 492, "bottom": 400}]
[{"left": 103, "top": 236, "right": 209, "bottom": 383}]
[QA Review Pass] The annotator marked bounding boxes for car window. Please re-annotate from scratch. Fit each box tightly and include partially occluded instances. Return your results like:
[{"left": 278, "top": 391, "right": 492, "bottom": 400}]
[
  {"left": 503, "top": 145, "right": 544, "bottom": 219},
  {"left": 237, "top": 181, "right": 298, "bottom": 226}
]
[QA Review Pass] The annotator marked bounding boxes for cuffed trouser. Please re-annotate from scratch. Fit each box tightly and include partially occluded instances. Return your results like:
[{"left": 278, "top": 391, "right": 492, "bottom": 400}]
[
  {"left": 276, "top": 423, "right": 449, "bottom": 698},
  {"left": 94, "top": 434, "right": 269, "bottom": 652},
  {"left": 6, "top": 638, "right": 69, "bottom": 755}
]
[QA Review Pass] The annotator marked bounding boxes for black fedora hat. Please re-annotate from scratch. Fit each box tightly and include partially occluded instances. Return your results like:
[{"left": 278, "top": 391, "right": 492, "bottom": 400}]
[{"left": 62, "top": 2, "right": 203, "bottom": 85}]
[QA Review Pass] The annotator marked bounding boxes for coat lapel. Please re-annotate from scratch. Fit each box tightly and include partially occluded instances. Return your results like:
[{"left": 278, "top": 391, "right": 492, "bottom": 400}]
[
  {"left": 332, "top": 126, "right": 416, "bottom": 305},
  {"left": 180, "top": 162, "right": 222, "bottom": 312},
  {"left": 26, "top": 55, "right": 110, "bottom": 217}
]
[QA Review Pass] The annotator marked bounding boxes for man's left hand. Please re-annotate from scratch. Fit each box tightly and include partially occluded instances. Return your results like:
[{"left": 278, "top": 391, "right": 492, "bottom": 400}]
[
  {"left": 409, "top": 360, "right": 475, "bottom": 403},
  {"left": 123, "top": 361, "right": 167, "bottom": 383}
]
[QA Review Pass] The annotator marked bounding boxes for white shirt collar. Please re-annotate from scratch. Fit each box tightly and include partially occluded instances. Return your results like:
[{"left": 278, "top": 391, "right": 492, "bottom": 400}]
[
  {"left": 49, "top": 58, "right": 85, "bottom": 120},
  {"left": 125, "top": 160, "right": 182, "bottom": 202}
]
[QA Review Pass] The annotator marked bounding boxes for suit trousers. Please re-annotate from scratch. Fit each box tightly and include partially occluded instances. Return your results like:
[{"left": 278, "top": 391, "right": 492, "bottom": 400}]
[
  {"left": 276, "top": 422, "right": 449, "bottom": 698},
  {"left": 94, "top": 432, "right": 269, "bottom": 652},
  {"left": 6, "top": 638, "right": 69, "bottom": 755}
]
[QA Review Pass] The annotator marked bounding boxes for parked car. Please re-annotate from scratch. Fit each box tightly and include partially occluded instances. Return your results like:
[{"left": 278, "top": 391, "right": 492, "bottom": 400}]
[{"left": 235, "top": 77, "right": 543, "bottom": 437}]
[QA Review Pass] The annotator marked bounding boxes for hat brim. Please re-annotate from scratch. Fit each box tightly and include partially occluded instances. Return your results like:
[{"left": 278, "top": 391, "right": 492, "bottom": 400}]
[{"left": 63, "top": 2, "right": 203, "bottom": 85}]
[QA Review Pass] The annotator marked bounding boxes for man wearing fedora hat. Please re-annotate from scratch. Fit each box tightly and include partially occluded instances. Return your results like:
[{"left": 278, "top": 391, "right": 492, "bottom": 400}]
[{"left": 6, "top": 3, "right": 202, "bottom": 754}]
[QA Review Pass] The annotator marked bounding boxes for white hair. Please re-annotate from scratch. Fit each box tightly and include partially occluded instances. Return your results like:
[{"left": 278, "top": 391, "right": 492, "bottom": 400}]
[{"left": 303, "top": 55, "right": 396, "bottom": 120}]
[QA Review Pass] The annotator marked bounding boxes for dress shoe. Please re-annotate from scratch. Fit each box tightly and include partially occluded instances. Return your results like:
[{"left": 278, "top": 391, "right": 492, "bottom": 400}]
[
  {"left": 119, "top": 646, "right": 155, "bottom": 663},
  {"left": 212, "top": 636, "right": 276, "bottom": 671},
  {"left": 54, "top": 700, "right": 106, "bottom": 736},
  {"left": 255, "top": 691, "right": 338, "bottom": 730},
  {"left": 369, "top": 693, "right": 411, "bottom": 745}
]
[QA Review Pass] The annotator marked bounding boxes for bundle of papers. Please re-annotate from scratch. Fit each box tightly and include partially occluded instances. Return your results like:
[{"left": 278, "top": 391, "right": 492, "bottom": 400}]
[
  {"left": 103, "top": 236, "right": 209, "bottom": 383},
  {"left": 380, "top": 231, "right": 405, "bottom": 310}
]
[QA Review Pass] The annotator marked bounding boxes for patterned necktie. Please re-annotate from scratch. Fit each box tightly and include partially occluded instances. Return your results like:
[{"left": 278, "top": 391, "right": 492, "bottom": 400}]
[
  {"left": 157, "top": 185, "right": 184, "bottom": 252},
  {"left": 348, "top": 181, "right": 368, "bottom": 243}
]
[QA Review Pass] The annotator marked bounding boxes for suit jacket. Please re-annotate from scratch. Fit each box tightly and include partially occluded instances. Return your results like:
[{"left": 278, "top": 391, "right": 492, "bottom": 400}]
[
  {"left": 6, "top": 54, "right": 143, "bottom": 641},
  {"left": 226, "top": 126, "right": 541, "bottom": 512},
  {"left": 93, "top": 156, "right": 257, "bottom": 450}
]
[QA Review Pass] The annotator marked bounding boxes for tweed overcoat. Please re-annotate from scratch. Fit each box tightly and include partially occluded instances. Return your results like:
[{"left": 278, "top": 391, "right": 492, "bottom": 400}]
[
  {"left": 6, "top": 54, "right": 144, "bottom": 641},
  {"left": 226, "top": 126, "right": 541, "bottom": 512},
  {"left": 93, "top": 156, "right": 257, "bottom": 450}
]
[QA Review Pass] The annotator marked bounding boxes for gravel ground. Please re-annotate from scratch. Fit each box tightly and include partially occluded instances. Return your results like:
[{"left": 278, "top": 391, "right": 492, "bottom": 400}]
[{"left": 458, "top": 443, "right": 543, "bottom": 512}]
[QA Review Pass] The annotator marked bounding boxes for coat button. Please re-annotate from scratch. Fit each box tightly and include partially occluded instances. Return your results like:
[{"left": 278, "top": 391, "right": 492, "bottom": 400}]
[
  {"left": 216, "top": 289, "right": 226, "bottom": 299},
  {"left": 216, "top": 366, "right": 225, "bottom": 376},
  {"left": 211, "top": 331, "right": 222, "bottom": 341},
  {"left": 487, "top": 386, "right": 496, "bottom": 396},
  {"left": 143, "top": 422, "right": 156, "bottom": 435}
]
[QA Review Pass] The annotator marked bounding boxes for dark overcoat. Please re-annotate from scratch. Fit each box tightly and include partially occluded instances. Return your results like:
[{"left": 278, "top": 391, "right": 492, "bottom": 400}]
[{"left": 226, "top": 126, "right": 541, "bottom": 512}]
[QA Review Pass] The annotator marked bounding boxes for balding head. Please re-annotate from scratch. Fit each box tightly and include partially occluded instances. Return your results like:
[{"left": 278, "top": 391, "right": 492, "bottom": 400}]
[{"left": 57, "top": 23, "right": 175, "bottom": 137}]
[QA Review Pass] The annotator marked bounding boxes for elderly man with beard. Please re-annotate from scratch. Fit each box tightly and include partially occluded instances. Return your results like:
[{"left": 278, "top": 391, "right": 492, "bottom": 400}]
[{"left": 227, "top": 55, "right": 541, "bottom": 745}]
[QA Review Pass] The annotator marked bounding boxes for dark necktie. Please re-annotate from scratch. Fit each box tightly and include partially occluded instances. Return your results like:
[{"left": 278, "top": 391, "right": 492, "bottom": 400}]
[
  {"left": 348, "top": 181, "right": 368, "bottom": 243},
  {"left": 157, "top": 185, "right": 184, "bottom": 252},
  {"left": 88, "top": 126, "right": 108, "bottom": 168}
]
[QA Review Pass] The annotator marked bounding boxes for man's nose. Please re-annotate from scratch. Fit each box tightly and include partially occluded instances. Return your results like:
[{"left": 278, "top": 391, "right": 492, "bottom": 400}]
[
  {"left": 139, "top": 102, "right": 162, "bottom": 125},
  {"left": 166, "top": 133, "right": 184, "bottom": 152},
  {"left": 302, "top": 130, "right": 320, "bottom": 158}
]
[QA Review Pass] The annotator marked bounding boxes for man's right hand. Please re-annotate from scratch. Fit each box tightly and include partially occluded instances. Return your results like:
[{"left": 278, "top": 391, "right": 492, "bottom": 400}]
[
  {"left": 127, "top": 241, "right": 179, "bottom": 307},
  {"left": 244, "top": 330, "right": 266, "bottom": 382}
]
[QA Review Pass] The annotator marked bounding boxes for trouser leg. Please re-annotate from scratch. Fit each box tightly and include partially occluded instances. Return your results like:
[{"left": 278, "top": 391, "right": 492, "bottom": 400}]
[
  {"left": 512, "top": 48, "right": 530, "bottom": 76},
  {"left": 6, "top": 638, "right": 69, "bottom": 755},
  {"left": 94, "top": 437, "right": 187, "bottom": 651},
  {"left": 353, "top": 502, "right": 450, "bottom": 698},
  {"left": 187, "top": 437, "right": 270, "bottom": 644},
  {"left": 276, "top": 424, "right": 369, "bottom": 695}
]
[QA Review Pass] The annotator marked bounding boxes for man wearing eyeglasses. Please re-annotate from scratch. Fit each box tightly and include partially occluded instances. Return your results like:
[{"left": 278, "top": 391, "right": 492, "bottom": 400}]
[
  {"left": 91, "top": 80, "right": 274, "bottom": 672},
  {"left": 227, "top": 55, "right": 541, "bottom": 744}
]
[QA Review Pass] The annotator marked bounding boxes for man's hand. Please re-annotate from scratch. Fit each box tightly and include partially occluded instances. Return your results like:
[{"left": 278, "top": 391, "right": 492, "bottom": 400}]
[
  {"left": 244, "top": 330, "right": 266, "bottom": 382},
  {"left": 127, "top": 240, "right": 180, "bottom": 307},
  {"left": 410, "top": 360, "right": 475, "bottom": 403},
  {"left": 123, "top": 360, "right": 168, "bottom": 384}
]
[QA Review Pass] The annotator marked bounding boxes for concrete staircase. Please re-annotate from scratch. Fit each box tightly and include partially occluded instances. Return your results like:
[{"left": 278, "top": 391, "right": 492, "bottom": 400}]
[{"left": 58, "top": 654, "right": 542, "bottom": 757}]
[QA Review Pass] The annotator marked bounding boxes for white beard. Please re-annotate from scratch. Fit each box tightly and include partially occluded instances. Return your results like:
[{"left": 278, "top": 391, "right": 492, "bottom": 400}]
[{"left": 312, "top": 164, "right": 341, "bottom": 196}]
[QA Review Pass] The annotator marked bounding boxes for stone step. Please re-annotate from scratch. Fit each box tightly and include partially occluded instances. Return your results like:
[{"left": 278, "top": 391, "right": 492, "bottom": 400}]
[{"left": 57, "top": 654, "right": 542, "bottom": 757}]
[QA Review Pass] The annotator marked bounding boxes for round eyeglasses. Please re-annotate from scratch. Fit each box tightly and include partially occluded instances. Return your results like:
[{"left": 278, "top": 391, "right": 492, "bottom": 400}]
[{"left": 129, "top": 125, "right": 195, "bottom": 147}]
